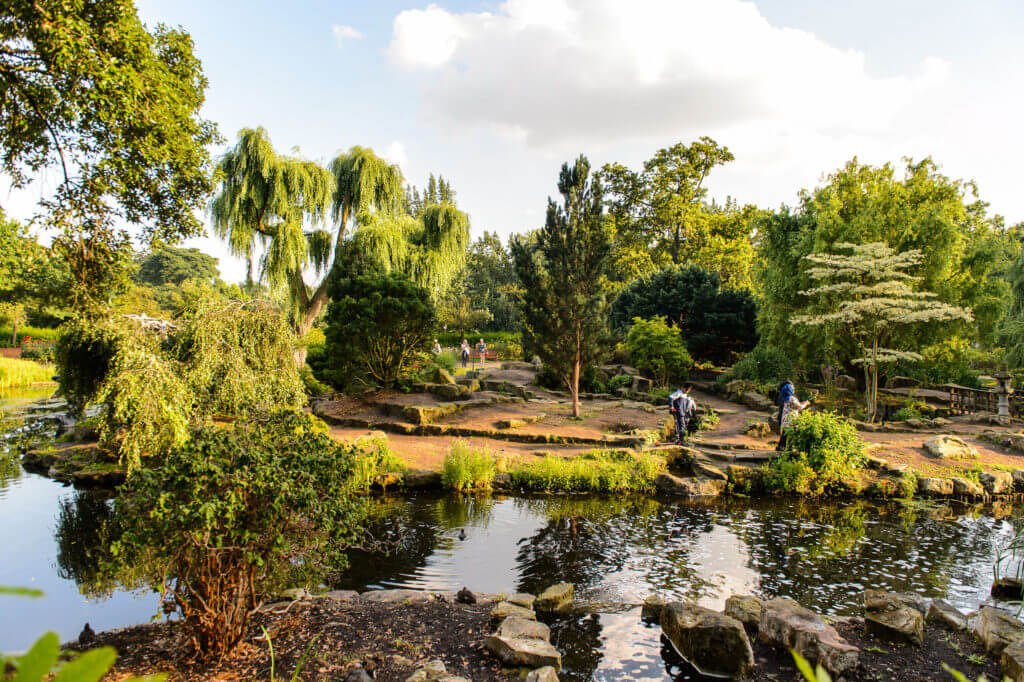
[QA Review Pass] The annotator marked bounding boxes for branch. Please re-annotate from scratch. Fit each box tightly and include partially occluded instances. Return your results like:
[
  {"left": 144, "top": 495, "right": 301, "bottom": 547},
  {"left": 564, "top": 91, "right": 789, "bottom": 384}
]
[{"left": 0, "top": 67, "right": 71, "bottom": 189}]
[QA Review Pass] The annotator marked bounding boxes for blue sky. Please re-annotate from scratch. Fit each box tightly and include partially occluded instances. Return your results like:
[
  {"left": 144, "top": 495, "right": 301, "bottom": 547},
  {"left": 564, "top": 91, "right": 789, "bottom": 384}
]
[{"left": 9, "top": 1, "right": 1024, "bottom": 282}]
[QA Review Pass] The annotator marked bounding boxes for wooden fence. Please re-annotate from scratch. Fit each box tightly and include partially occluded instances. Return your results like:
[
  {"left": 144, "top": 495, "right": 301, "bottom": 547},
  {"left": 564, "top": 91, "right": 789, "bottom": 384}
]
[{"left": 943, "top": 384, "right": 1024, "bottom": 417}]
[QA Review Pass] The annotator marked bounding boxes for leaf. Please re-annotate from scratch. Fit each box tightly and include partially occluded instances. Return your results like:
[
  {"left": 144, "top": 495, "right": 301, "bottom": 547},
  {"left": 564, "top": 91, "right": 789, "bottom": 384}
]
[
  {"left": 790, "top": 649, "right": 826, "bottom": 682},
  {"left": 12, "top": 632, "right": 60, "bottom": 682},
  {"left": 0, "top": 585, "right": 45, "bottom": 598},
  {"left": 52, "top": 647, "right": 117, "bottom": 682}
]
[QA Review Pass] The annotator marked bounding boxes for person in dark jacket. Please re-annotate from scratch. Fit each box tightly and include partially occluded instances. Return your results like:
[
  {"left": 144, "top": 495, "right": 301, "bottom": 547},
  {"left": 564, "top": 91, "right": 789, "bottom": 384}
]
[
  {"left": 776, "top": 379, "right": 810, "bottom": 451},
  {"left": 668, "top": 386, "right": 696, "bottom": 445}
]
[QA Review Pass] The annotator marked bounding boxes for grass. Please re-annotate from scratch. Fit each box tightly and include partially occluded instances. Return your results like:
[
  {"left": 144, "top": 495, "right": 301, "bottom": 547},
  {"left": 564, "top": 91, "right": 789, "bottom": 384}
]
[
  {"left": 348, "top": 432, "right": 406, "bottom": 491},
  {"left": 441, "top": 440, "right": 496, "bottom": 491},
  {"left": 0, "top": 324, "right": 60, "bottom": 347},
  {"left": 510, "top": 449, "right": 665, "bottom": 493},
  {"left": 0, "top": 357, "right": 54, "bottom": 389}
]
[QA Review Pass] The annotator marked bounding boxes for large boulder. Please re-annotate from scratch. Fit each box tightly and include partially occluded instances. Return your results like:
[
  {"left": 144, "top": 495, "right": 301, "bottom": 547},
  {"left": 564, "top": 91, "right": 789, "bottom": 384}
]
[
  {"left": 496, "top": 616, "right": 550, "bottom": 642},
  {"left": 659, "top": 602, "right": 754, "bottom": 678},
  {"left": 1003, "top": 639, "right": 1024, "bottom": 682},
  {"left": 535, "top": 583, "right": 574, "bottom": 613},
  {"left": 927, "top": 599, "right": 968, "bottom": 631},
  {"left": 952, "top": 477, "right": 984, "bottom": 497},
  {"left": 433, "top": 367, "right": 457, "bottom": 385},
  {"left": 864, "top": 589, "right": 928, "bottom": 616},
  {"left": 642, "top": 594, "right": 665, "bottom": 621},
  {"left": 923, "top": 435, "right": 977, "bottom": 460},
  {"left": 982, "top": 471, "right": 1014, "bottom": 495},
  {"left": 863, "top": 590, "right": 925, "bottom": 645},
  {"left": 975, "top": 606, "right": 1024, "bottom": 655},
  {"left": 740, "top": 391, "right": 775, "bottom": 412},
  {"left": 917, "top": 477, "right": 954, "bottom": 497},
  {"left": 759, "top": 598, "right": 858, "bottom": 675},
  {"left": 725, "top": 595, "right": 763, "bottom": 630},
  {"left": 836, "top": 374, "right": 857, "bottom": 390},
  {"left": 654, "top": 473, "right": 725, "bottom": 497},
  {"left": 403, "top": 469, "right": 443, "bottom": 489}
]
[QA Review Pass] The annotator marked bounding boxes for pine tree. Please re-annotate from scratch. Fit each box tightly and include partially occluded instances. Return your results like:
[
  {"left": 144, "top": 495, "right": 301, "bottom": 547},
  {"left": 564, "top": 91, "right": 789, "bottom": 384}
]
[
  {"left": 512, "top": 156, "right": 611, "bottom": 417},
  {"left": 793, "top": 242, "right": 972, "bottom": 420}
]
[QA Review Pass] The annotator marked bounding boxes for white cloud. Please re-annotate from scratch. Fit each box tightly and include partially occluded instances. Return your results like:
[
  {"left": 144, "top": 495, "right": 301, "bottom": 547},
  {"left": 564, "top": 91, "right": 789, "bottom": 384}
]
[
  {"left": 332, "top": 24, "right": 363, "bottom": 47},
  {"left": 387, "top": 0, "right": 949, "bottom": 149},
  {"left": 384, "top": 140, "right": 409, "bottom": 171}
]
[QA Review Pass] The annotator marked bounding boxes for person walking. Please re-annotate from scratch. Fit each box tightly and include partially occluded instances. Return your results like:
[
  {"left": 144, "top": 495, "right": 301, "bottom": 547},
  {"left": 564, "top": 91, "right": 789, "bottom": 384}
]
[
  {"left": 432, "top": 339, "right": 442, "bottom": 355},
  {"left": 459, "top": 339, "right": 470, "bottom": 367},
  {"left": 477, "top": 338, "right": 487, "bottom": 366},
  {"left": 776, "top": 379, "right": 810, "bottom": 451},
  {"left": 668, "top": 385, "right": 696, "bottom": 445}
]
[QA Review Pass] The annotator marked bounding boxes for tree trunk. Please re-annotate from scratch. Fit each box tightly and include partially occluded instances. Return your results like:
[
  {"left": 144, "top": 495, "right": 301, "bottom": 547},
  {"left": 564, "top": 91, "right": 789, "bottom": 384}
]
[
  {"left": 570, "top": 359, "right": 581, "bottom": 418},
  {"left": 11, "top": 320, "right": 17, "bottom": 347}
]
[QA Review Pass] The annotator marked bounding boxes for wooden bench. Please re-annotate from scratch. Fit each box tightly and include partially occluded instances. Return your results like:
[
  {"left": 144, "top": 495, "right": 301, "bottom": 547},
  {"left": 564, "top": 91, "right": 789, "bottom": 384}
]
[{"left": 467, "top": 350, "right": 499, "bottom": 363}]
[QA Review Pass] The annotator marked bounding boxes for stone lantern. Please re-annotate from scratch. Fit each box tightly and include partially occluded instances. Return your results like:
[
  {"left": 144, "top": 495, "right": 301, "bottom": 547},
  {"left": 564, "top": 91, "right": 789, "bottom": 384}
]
[{"left": 993, "top": 370, "right": 1014, "bottom": 420}]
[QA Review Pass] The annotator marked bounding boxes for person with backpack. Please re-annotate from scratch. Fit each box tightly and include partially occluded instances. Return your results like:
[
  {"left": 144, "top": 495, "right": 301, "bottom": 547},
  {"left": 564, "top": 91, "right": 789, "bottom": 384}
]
[
  {"left": 776, "top": 379, "right": 810, "bottom": 451},
  {"left": 668, "top": 385, "right": 696, "bottom": 445},
  {"left": 459, "top": 339, "right": 470, "bottom": 367}
]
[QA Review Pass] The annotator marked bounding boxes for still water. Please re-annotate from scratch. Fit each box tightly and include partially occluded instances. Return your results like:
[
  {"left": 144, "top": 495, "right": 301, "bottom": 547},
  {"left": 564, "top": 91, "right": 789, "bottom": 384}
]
[{"left": 0, "top": 387, "right": 1021, "bottom": 680}]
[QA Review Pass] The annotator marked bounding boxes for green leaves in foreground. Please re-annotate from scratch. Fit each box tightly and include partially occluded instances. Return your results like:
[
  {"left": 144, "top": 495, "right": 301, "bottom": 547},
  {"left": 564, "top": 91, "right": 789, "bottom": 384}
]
[
  {"left": 7, "top": 631, "right": 164, "bottom": 682},
  {"left": 791, "top": 650, "right": 831, "bottom": 682}
]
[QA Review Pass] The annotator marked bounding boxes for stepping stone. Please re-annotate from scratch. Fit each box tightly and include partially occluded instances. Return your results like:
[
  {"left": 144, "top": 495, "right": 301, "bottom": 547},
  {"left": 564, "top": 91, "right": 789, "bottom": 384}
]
[
  {"left": 536, "top": 582, "right": 574, "bottom": 613},
  {"left": 484, "top": 634, "right": 562, "bottom": 669},
  {"left": 496, "top": 615, "right": 550, "bottom": 642},
  {"left": 725, "top": 595, "right": 763, "bottom": 629},
  {"left": 491, "top": 601, "right": 536, "bottom": 623},
  {"left": 927, "top": 599, "right": 967, "bottom": 631},
  {"left": 759, "top": 598, "right": 858, "bottom": 676},
  {"left": 660, "top": 602, "right": 753, "bottom": 677}
]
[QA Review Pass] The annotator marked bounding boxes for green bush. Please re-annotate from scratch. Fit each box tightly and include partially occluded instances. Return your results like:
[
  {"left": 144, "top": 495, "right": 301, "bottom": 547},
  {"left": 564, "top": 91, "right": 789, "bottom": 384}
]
[
  {"left": 723, "top": 345, "right": 794, "bottom": 386},
  {"left": 347, "top": 432, "right": 406, "bottom": 491},
  {"left": 54, "top": 316, "right": 131, "bottom": 413},
  {"left": 608, "top": 374, "right": 633, "bottom": 391},
  {"left": 766, "top": 411, "right": 864, "bottom": 495},
  {"left": 107, "top": 411, "right": 368, "bottom": 659},
  {"left": 441, "top": 440, "right": 496, "bottom": 491},
  {"left": 891, "top": 405, "right": 921, "bottom": 421},
  {"left": 624, "top": 317, "right": 692, "bottom": 387},
  {"left": 509, "top": 450, "right": 664, "bottom": 493},
  {"left": 897, "top": 469, "right": 917, "bottom": 499}
]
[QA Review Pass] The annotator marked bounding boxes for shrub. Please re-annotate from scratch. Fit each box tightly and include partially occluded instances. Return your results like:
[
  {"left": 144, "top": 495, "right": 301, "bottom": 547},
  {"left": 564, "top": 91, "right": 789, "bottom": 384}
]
[
  {"left": 299, "top": 365, "right": 332, "bottom": 397},
  {"left": 897, "top": 469, "right": 917, "bottom": 499},
  {"left": 441, "top": 440, "right": 496, "bottom": 491},
  {"left": 624, "top": 316, "right": 693, "bottom": 387},
  {"left": 54, "top": 316, "right": 131, "bottom": 413},
  {"left": 610, "top": 264, "right": 758, "bottom": 362},
  {"left": 766, "top": 411, "right": 864, "bottom": 495},
  {"left": 698, "top": 407, "right": 720, "bottom": 432},
  {"left": 891, "top": 405, "right": 921, "bottom": 421},
  {"left": 107, "top": 411, "right": 368, "bottom": 660},
  {"left": 723, "top": 345, "right": 794, "bottom": 386},
  {"left": 509, "top": 450, "right": 664, "bottom": 493},
  {"left": 608, "top": 374, "right": 633, "bottom": 391},
  {"left": 348, "top": 432, "right": 406, "bottom": 491}
]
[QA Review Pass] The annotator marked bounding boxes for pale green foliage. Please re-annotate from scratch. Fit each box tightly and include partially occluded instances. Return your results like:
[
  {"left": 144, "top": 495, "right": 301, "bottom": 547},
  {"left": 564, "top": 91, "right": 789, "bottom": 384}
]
[
  {"left": 0, "top": 357, "right": 53, "bottom": 389},
  {"left": 791, "top": 650, "right": 831, "bottom": 682},
  {"left": 510, "top": 450, "right": 665, "bottom": 493},
  {"left": 623, "top": 316, "right": 693, "bottom": 387},
  {"left": 329, "top": 146, "right": 405, "bottom": 226},
  {"left": 178, "top": 299, "right": 305, "bottom": 416},
  {"left": 441, "top": 441, "right": 497, "bottom": 491},
  {"left": 348, "top": 432, "right": 406, "bottom": 492},
  {"left": 95, "top": 341, "right": 193, "bottom": 473},
  {"left": 794, "top": 242, "right": 971, "bottom": 419}
]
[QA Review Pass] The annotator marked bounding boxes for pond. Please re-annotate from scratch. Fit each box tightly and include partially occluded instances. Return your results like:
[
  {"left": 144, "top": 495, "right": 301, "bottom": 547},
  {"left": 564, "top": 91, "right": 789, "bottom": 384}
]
[{"left": 1, "top": 387, "right": 1022, "bottom": 680}]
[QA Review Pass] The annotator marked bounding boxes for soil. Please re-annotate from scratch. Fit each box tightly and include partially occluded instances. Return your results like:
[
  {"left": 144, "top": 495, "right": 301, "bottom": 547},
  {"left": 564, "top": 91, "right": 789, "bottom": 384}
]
[
  {"left": 736, "top": 618, "right": 1002, "bottom": 682},
  {"left": 94, "top": 597, "right": 513, "bottom": 682}
]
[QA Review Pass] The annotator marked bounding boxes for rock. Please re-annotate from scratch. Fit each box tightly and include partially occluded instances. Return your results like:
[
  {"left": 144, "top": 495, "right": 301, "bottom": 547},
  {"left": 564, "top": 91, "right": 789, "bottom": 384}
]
[
  {"left": 362, "top": 589, "right": 433, "bottom": 603},
  {"left": 509, "top": 593, "right": 536, "bottom": 609},
  {"left": 422, "top": 659, "right": 447, "bottom": 677},
  {"left": 981, "top": 470, "right": 1013, "bottom": 494},
  {"left": 496, "top": 615, "right": 551, "bottom": 642},
  {"left": 744, "top": 421, "right": 772, "bottom": 439},
  {"left": 725, "top": 595, "right": 763, "bottom": 629},
  {"left": 456, "top": 377, "right": 481, "bottom": 392},
  {"left": 882, "top": 461, "right": 908, "bottom": 475},
  {"left": 456, "top": 587, "right": 476, "bottom": 604},
  {"left": 431, "top": 383, "right": 468, "bottom": 401},
  {"left": 322, "top": 590, "right": 359, "bottom": 602},
  {"left": 1013, "top": 470, "right": 1024, "bottom": 493},
  {"left": 740, "top": 391, "right": 775, "bottom": 412},
  {"left": 887, "top": 375, "right": 922, "bottom": 389},
  {"left": 1002, "top": 639, "right": 1024, "bottom": 682},
  {"left": 759, "top": 597, "right": 858, "bottom": 675},
  {"left": 641, "top": 594, "right": 665, "bottom": 621},
  {"left": 654, "top": 473, "right": 725, "bottom": 497},
  {"left": 975, "top": 606, "right": 1024, "bottom": 655},
  {"left": 864, "top": 589, "right": 929, "bottom": 617},
  {"left": 491, "top": 601, "right": 536, "bottom": 623},
  {"left": 404, "top": 469, "right": 443, "bottom": 489},
  {"left": 927, "top": 599, "right": 968, "bottom": 631},
  {"left": 390, "top": 655, "right": 414, "bottom": 668},
  {"left": 692, "top": 460, "right": 728, "bottom": 481},
  {"left": 484, "top": 634, "right": 562, "bottom": 669},
  {"left": 917, "top": 477, "right": 954, "bottom": 496},
  {"left": 836, "top": 374, "right": 857, "bottom": 390},
  {"left": 526, "top": 667, "right": 559, "bottom": 682},
  {"left": 904, "top": 418, "right": 928, "bottom": 429},
  {"left": 434, "top": 368, "right": 456, "bottom": 385},
  {"left": 280, "top": 587, "right": 311, "bottom": 600},
  {"left": 345, "top": 669, "right": 373, "bottom": 682},
  {"left": 865, "top": 608, "right": 924, "bottom": 645},
  {"left": 864, "top": 454, "right": 887, "bottom": 470},
  {"left": 497, "top": 418, "right": 526, "bottom": 429},
  {"left": 659, "top": 602, "right": 754, "bottom": 677},
  {"left": 952, "top": 477, "right": 984, "bottom": 497},
  {"left": 993, "top": 578, "right": 1024, "bottom": 601},
  {"left": 662, "top": 445, "right": 699, "bottom": 471},
  {"left": 535, "top": 583, "right": 574, "bottom": 613},
  {"left": 923, "top": 435, "right": 978, "bottom": 460}
]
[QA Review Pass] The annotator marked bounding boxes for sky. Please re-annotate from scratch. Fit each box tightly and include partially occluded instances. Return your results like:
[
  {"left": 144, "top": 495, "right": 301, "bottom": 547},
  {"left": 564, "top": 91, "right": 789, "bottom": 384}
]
[{"left": 6, "top": 0, "right": 1024, "bottom": 283}]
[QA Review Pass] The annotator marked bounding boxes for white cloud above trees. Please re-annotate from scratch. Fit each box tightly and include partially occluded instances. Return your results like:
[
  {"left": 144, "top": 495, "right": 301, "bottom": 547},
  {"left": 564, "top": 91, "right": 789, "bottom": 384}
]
[{"left": 332, "top": 24, "right": 363, "bottom": 47}]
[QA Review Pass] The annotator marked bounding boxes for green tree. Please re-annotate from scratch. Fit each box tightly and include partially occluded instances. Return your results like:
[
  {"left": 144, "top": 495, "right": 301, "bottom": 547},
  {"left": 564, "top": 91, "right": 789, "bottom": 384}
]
[
  {"left": 610, "top": 264, "right": 758, "bottom": 362},
  {"left": 135, "top": 246, "right": 219, "bottom": 287},
  {"left": 793, "top": 242, "right": 972, "bottom": 420},
  {"left": 1, "top": 0, "right": 219, "bottom": 305},
  {"left": 623, "top": 316, "right": 693, "bottom": 387},
  {"left": 444, "top": 230, "right": 521, "bottom": 332},
  {"left": 106, "top": 411, "right": 368, "bottom": 659},
  {"left": 512, "top": 156, "right": 611, "bottom": 417},
  {"left": 324, "top": 272, "right": 436, "bottom": 387},
  {"left": 757, "top": 158, "right": 1015, "bottom": 372}
]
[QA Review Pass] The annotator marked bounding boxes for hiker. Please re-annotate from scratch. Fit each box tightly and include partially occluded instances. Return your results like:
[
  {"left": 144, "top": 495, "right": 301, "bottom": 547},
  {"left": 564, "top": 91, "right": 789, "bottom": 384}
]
[
  {"left": 460, "top": 339, "right": 470, "bottom": 367},
  {"left": 477, "top": 338, "right": 487, "bottom": 364},
  {"left": 432, "top": 339, "right": 442, "bottom": 355},
  {"left": 668, "top": 385, "right": 696, "bottom": 445},
  {"left": 776, "top": 379, "right": 810, "bottom": 451}
]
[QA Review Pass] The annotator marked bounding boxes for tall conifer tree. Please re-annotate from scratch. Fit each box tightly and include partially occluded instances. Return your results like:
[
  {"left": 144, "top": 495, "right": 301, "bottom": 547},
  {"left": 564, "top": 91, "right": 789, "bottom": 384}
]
[{"left": 512, "top": 156, "right": 611, "bottom": 417}]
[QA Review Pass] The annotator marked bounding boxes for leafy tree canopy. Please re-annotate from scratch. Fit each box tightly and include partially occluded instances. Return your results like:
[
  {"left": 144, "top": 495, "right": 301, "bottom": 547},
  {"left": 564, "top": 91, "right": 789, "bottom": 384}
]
[
  {"left": 1, "top": 0, "right": 219, "bottom": 304},
  {"left": 135, "top": 246, "right": 219, "bottom": 287},
  {"left": 610, "top": 264, "right": 758, "bottom": 362}
]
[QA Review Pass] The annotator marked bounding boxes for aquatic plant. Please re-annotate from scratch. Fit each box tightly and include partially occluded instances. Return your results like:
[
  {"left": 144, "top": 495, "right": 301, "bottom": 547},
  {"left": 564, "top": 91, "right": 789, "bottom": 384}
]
[
  {"left": 441, "top": 440, "right": 496, "bottom": 491},
  {"left": 509, "top": 449, "right": 664, "bottom": 493},
  {"left": 0, "top": 357, "right": 53, "bottom": 389}
]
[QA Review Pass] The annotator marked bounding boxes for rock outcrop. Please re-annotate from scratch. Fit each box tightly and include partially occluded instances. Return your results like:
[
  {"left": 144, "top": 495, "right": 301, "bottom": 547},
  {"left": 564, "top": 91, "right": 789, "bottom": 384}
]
[
  {"left": 660, "top": 602, "right": 754, "bottom": 678},
  {"left": 975, "top": 606, "right": 1024, "bottom": 655},
  {"left": 759, "top": 598, "right": 858, "bottom": 675},
  {"left": 923, "top": 435, "right": 977, "bottom": 460}
]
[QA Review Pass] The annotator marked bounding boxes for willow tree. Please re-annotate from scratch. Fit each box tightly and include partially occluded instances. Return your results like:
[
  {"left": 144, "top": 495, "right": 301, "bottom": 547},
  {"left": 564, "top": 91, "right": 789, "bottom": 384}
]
[
  {"left": 211, "top": 130, "right": 403, "bottom": 336},
  {"left": 793, "top": 242, "right": 971, "bottom": 420}
]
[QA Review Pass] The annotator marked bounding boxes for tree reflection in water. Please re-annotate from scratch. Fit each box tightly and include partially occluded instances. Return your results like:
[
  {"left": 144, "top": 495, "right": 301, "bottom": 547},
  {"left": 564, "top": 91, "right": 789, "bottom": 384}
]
[{"left": 54, "top": 490, "right": 118, "bottom": 594}]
